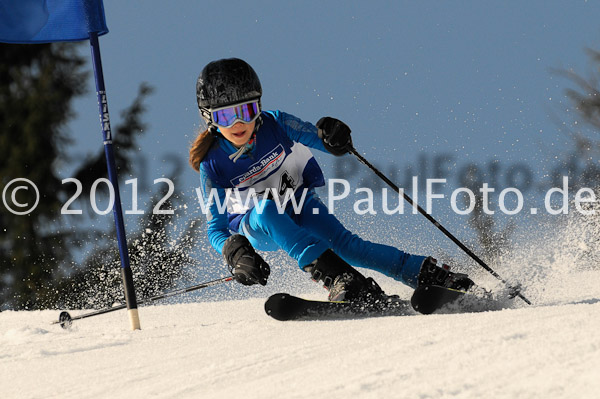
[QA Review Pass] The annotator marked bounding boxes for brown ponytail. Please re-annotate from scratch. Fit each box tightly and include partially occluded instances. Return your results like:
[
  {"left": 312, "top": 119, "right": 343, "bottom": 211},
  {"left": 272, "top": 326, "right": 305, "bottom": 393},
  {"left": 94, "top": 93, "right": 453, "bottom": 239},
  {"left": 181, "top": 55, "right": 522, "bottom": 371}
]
[{"left": 189, "top": 128, "right": 215, "bottom": 171}]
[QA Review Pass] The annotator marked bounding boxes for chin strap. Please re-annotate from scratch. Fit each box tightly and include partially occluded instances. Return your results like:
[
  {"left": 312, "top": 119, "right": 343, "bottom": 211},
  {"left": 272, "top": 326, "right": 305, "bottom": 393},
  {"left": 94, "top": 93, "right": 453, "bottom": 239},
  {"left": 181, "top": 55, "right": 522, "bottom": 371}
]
[
  {"left": 226, "top": 115, "right": 263, "bottom": 163},
  {"left": 228, "top": 131, "right": 256, "bottom": 162}
]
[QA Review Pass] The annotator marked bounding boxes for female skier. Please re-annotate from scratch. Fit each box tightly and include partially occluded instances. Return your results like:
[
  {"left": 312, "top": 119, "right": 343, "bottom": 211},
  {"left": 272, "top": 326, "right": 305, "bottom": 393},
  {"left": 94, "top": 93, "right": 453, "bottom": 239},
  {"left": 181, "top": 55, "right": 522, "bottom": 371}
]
[{"left": 189, "top": 58, "right": 473, "bottom": 303}]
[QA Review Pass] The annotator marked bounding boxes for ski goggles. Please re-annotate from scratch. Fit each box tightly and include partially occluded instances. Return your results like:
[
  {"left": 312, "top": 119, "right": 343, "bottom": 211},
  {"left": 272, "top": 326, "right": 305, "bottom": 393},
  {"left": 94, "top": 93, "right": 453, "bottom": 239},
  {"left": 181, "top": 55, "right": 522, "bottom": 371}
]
[{"left": 209, "top": 100, "right": 261, "bottom": 128}]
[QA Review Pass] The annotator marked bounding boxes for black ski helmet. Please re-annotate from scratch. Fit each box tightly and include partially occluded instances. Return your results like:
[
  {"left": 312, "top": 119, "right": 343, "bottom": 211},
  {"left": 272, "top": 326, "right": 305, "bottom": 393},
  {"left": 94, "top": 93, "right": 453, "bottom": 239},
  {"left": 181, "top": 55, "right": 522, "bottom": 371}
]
[{"left": 196, "top": 58, "right": 262, "bottom": 113}]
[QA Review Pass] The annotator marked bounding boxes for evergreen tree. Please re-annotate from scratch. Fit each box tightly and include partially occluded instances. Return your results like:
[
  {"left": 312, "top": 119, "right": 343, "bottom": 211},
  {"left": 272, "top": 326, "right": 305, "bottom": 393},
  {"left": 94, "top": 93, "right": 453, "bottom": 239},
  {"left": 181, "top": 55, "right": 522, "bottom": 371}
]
[
  {"left": 0, "top": 43, "right": 87, "bottom": 309},
  {"left": 0, "top": 43, "right": 157, "bottom": 309}
]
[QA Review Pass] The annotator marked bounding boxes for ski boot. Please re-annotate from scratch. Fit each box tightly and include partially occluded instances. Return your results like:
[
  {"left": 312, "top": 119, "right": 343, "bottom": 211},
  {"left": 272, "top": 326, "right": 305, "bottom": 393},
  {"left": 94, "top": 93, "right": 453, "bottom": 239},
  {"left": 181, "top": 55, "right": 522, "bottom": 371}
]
[
  {"left": 417, "top": 257, "right": 474, "bottom": 291},
  {"left": 304, "top": 249, "right": 385, "bottom": 304}
]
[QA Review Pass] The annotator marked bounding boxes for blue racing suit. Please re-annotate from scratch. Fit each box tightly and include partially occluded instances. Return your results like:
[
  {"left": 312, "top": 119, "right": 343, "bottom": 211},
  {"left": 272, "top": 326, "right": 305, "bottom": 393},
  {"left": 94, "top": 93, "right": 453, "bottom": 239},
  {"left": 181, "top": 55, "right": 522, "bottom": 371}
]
[{"left": 198, "top": 110, "right": 425, "bottom": 287}]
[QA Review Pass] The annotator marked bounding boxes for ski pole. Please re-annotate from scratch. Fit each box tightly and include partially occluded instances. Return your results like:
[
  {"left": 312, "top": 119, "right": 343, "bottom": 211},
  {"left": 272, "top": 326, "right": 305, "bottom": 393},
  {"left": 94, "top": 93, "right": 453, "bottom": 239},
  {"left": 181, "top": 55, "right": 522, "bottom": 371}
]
[
  {"left": 52, "top": 276, "right": 234, "bottom": 329},
  {"left": 349, "top": 146, "right": 532, "bottom": 305}
]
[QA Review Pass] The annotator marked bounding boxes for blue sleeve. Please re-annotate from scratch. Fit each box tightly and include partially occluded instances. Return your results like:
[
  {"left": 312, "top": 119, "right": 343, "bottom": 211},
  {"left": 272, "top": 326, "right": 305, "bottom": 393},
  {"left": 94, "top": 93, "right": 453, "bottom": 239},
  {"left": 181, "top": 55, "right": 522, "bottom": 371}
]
[
  {"left": 199, "top": 163, "right": 230, "bottom": 254},
  {"left": 265, "top": 110, "right": 327, "bottom": 152}
]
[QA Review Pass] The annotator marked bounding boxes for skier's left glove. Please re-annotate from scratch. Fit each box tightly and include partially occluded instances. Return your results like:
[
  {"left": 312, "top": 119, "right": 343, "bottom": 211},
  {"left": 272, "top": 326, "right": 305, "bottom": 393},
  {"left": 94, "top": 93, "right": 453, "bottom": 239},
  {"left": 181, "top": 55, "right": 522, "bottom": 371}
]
[
  {"left": 222, "top": 234, "right": 270, "bottom": 286},
  {"left": 316, "top": 117, "right": 353, "bottom": 156}
]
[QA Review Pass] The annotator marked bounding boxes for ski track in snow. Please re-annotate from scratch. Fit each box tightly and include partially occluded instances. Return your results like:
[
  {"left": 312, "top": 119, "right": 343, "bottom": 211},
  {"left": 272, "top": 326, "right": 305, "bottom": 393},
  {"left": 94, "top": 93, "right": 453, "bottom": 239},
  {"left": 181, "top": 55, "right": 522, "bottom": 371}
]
[{"left": 1, "top": 270, "right": 600, "bottom": 399}]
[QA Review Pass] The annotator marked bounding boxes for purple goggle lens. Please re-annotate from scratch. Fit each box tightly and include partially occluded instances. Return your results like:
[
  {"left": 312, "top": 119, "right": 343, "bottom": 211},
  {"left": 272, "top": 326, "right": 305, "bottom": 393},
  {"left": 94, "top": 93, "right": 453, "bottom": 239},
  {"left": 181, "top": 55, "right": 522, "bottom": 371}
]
[{"left": 211, "top": 101, "right": 260, "bottom": 128}]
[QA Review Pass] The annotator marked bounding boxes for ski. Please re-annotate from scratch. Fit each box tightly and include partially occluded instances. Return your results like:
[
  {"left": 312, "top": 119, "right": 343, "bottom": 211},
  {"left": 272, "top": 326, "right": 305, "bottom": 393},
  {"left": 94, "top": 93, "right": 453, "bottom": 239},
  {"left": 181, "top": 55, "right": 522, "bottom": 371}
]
[
  {"left": 266, "top": 285, "right": 510, "bottom": 321},
  {"left": 264, "top": 293, "right": 413, "bottom": 321},
  {"left": 410, "top": 284, "right": 509, "bottom": 315}
]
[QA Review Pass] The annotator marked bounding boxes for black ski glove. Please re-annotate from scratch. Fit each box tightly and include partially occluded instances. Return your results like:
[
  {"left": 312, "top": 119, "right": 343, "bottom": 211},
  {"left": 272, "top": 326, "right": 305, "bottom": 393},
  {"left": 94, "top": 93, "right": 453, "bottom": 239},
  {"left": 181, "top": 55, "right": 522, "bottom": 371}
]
[
  {"left": 316, "top": 117, "right": 353, "bottom": 156},
  {"left": 222, "top": 234, "right": 270, "bottom": 286}
]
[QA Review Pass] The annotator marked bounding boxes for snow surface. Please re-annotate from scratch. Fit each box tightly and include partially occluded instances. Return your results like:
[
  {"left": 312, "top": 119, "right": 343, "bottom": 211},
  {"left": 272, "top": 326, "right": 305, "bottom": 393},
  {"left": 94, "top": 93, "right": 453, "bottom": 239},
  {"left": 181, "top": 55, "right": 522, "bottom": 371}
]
[{"left": 1, "top": 268, "right": 599, "bottom": 399}]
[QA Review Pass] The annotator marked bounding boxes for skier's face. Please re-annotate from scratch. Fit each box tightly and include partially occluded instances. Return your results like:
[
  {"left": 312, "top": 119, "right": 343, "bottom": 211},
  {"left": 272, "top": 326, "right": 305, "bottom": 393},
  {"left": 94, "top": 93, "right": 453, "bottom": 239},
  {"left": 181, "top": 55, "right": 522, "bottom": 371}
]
[{"left": 219, "top": 120, "right": 256, "bottom": 147}]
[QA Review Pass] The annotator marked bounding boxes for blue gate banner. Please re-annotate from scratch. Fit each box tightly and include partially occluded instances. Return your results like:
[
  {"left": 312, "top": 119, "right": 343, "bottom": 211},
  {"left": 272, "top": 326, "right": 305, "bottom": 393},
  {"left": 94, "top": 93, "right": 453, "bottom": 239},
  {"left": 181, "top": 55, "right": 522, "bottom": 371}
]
[{"left": 0, "top": 0, "right": 108, "bottom": 43}]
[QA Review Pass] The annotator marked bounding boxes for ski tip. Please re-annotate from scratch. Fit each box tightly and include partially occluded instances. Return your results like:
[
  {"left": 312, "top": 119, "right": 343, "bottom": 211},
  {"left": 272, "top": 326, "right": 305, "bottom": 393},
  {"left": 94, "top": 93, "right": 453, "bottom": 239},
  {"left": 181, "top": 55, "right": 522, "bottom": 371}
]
[
  {"left": 58, "top": 311, "right": 73, "bottom": 329},
  {"left": 265, "top": 293, "right": 312, "bottom": 321},
  {"left": 264, "top": 293, "right": 293, "bottom": 321}
]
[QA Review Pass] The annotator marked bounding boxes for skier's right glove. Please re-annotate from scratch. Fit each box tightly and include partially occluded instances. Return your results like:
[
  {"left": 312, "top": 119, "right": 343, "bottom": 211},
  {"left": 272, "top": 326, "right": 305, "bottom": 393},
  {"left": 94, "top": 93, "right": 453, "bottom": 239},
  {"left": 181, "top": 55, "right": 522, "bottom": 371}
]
[{"left": 222, "top": 234, "right": 270, "bottom": 286}]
